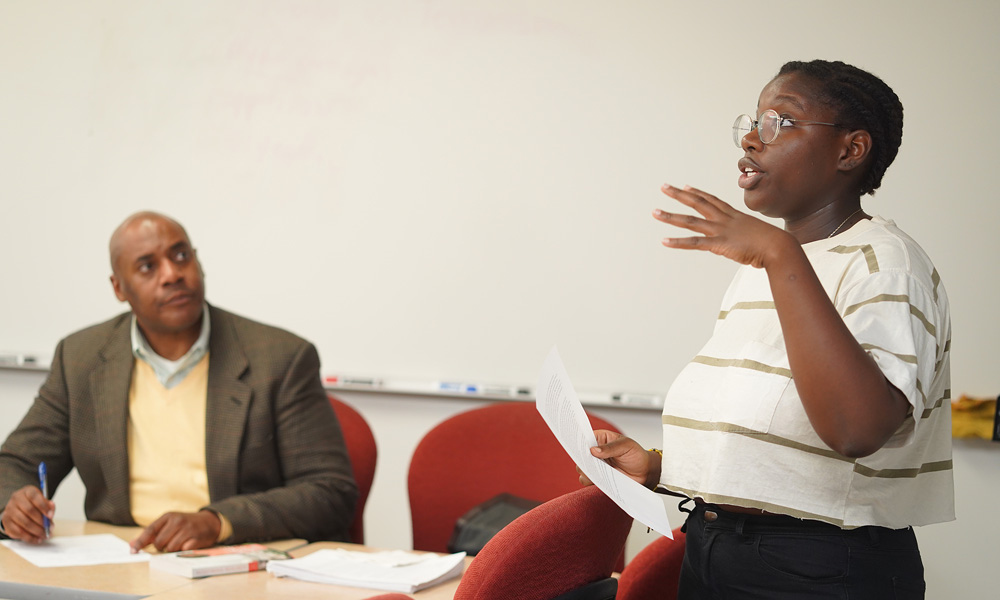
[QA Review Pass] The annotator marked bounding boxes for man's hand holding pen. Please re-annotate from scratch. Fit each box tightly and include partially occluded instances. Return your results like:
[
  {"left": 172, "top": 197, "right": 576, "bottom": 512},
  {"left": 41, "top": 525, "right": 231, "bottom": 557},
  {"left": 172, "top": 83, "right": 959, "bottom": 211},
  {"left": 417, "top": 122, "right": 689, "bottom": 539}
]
[{"left": 0, "top": 484, "right": 55, "bottom": 544}]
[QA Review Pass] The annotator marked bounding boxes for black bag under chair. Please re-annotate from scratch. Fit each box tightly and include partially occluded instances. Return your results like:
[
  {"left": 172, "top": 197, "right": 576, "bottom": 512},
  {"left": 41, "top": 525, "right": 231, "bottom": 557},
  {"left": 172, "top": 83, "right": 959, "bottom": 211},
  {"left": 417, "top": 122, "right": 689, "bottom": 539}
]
[{"left": 447, "top": 493, "right": 541, "bottom": 556}]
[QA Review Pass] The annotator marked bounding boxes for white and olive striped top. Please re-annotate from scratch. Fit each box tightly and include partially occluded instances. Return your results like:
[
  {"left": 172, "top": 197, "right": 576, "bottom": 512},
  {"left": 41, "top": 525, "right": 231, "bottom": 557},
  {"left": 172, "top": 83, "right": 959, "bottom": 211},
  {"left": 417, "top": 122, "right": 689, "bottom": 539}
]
[{"left": 659, "top": 216, "right": 954, "bottom": 529}]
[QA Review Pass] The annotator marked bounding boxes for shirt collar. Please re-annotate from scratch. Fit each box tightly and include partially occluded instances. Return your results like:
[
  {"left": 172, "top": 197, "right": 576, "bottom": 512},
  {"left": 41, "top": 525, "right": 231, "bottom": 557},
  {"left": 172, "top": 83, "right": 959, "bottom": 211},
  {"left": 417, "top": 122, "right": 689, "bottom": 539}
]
[{"left": 130, "top": 304, "right": 211, "bottom": 389}]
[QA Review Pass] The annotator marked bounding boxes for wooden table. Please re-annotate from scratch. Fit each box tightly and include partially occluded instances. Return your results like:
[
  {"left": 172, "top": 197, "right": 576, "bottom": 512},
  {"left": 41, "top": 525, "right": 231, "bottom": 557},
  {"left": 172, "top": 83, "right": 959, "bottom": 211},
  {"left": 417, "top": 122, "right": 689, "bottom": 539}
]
[
  {"left": 0, "top": 521, "right": 191, "bottom": 598},
  {"left": 156, "top": 541, "right": 472, "bottom": 600},
  {"left": 0, "top": 522, "right": 467, "bottom": 599}
]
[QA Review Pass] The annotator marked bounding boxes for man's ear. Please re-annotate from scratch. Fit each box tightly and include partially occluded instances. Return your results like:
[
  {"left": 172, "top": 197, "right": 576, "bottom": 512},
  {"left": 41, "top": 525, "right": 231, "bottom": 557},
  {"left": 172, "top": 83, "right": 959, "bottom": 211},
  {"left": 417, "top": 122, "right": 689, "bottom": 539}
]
[
  {"left": 839, "top": 130, "right": 872, "bottom": 171},
  {"left": 193, "top": 249, "right": 205, "bottom": 279},
  {"left": 110, "top": 274, "right": 127, "bottom": 302}
]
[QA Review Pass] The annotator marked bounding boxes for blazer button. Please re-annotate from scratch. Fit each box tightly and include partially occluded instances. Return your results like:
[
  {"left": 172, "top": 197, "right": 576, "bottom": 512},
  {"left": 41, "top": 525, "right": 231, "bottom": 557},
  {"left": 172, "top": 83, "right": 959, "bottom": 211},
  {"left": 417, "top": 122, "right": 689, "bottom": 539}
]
[{"left": 704, "top": 510, "right": 719, "bottom": 522}]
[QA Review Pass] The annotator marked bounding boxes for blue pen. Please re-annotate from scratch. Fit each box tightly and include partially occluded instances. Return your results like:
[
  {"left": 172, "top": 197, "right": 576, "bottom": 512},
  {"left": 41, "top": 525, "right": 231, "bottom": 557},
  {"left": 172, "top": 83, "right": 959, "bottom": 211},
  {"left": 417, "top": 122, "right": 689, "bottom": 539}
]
[{"left": 38, "top": 462, "right": 50, "bottom": 538}]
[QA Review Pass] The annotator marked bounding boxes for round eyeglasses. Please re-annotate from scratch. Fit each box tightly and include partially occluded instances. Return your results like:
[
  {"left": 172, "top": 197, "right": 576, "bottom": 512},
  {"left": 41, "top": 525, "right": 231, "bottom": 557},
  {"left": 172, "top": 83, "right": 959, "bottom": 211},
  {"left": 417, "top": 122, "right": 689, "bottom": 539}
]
[{"left": 732, "top": 109, "right": 843, "bottom": 148}]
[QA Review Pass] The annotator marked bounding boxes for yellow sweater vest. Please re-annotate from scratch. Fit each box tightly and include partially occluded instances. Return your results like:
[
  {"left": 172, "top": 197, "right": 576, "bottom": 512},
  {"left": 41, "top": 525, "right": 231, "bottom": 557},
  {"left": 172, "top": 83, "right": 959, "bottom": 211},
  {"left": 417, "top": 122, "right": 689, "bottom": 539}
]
[{"left": 127, "top": 355, "right": 233, "bottom": 539}]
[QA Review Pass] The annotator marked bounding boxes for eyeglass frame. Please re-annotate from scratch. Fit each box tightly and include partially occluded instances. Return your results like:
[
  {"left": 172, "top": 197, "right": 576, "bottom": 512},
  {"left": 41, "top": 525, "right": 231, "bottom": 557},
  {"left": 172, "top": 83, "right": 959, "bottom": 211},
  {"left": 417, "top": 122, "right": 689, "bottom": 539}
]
[{"left": 733, "top": 109, "right": 845, "bottom": 148}]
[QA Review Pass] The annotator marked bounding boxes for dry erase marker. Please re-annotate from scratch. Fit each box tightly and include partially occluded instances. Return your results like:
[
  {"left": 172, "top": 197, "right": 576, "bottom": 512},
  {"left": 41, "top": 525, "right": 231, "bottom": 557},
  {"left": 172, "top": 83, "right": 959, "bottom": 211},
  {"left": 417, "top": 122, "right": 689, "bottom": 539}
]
[
  {"left": 478, "top": 384, "right": 515, "bottom": 397},
  {"left": 612, "top": 393, "right": 661, "bottom": 407},
  {"left": 344, "top": 377, "right": 382, "bottom": 386},
  {"left": 437, "top": 382, "right": 467, "bottom": 393},
  {"left": 0, "top": 354, "right": 39, "bottom": 367},
  {"left": 38, "top": 462, "right": 50, "bottom": 538},
  {"left": 324, "top": 375, "right": 382, "bottom": 387},
  {"left": 438, "top": 382, "right": 484, "bottom": 393}
]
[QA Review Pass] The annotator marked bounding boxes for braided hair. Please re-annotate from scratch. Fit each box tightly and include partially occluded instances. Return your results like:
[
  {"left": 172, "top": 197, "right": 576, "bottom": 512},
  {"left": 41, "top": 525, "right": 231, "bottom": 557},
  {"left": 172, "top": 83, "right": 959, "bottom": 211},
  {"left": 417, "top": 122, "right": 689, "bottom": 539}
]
[{"left": 777, "top": 60, "right": 903, "bottom": 196}]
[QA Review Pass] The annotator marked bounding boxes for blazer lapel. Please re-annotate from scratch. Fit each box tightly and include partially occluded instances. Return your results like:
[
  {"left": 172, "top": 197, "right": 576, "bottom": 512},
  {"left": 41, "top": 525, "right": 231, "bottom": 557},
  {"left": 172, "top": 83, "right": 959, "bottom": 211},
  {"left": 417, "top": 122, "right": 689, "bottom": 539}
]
[
  {"left": 91, "top": 315, "right": 135, "bottom": 522},
  {"left": 204, "top": 306, "right": 251, "bottom": 501}
]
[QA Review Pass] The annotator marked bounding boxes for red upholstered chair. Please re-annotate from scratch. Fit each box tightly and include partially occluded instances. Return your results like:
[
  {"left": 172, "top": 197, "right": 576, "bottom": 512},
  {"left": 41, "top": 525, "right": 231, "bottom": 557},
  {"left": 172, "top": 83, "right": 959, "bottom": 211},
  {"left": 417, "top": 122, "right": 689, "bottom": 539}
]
[
  {"left": 616, "top": 528, "right": 687, "bottom": 600},
  {"left": 329, "top": 395, "right": 378, "bottom": 544},
  {"left": 406, "top": 401, "right": 623, "bottom": 568},
  {"left": 453, "top": 485, "right": 632, "bottom": 600}
]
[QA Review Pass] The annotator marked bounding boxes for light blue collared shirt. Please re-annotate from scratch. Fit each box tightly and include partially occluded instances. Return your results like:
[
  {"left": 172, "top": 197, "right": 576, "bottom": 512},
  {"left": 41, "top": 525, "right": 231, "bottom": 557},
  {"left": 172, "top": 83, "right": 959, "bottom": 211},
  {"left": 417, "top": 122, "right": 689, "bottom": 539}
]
[{"left": 130, "top": 304, "right": 211, "bottom": 389}]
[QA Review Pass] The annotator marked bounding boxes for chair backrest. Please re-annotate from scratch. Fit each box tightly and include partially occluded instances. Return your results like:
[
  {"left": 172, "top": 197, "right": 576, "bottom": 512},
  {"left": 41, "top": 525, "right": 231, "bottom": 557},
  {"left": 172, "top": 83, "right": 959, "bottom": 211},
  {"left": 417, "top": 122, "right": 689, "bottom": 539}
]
[
  {"left": 329, "top": 395, "right": 378, "bottom": 544},
  {"left": 406, "top": 401, "right": 621, "bottom": 556},
  {"left": 615, "top": 528, "right": 687, "bottom": 600},
  {"left": 453, "top": 485, "right": 633, "bottom": 600}
]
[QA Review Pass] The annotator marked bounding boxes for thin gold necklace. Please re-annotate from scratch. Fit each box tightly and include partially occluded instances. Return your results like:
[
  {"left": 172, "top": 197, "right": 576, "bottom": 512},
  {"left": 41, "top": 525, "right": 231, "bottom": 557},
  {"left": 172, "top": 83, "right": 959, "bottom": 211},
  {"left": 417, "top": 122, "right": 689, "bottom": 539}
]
[{"left": 828, "top": 208, "right": 863, "bottom": 238}]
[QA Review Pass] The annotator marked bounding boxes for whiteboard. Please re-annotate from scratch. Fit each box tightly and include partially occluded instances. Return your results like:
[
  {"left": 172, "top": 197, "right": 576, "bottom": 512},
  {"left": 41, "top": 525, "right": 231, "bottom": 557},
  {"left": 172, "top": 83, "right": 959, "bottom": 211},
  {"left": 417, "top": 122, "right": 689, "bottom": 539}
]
[{"left": 1, "top": 1, "right": 997, "bottom": 398}]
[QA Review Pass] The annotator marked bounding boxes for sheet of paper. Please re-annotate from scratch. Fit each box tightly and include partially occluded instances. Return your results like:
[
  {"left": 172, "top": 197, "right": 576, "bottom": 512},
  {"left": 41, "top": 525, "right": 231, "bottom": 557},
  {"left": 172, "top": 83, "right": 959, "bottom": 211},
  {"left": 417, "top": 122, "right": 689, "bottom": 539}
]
[
  {"left": 0, "top": 533, "right": 150, "bottom": 567},
  {"left": 536, "top": 346, "right": 673, "bottom": 538}
]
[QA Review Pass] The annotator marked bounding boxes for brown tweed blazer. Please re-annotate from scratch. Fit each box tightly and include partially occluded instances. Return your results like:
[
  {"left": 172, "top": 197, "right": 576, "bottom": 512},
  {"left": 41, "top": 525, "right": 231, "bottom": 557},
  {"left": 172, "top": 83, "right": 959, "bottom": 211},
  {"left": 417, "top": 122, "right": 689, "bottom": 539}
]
[{"left": 0, "top": 304, "right": 357, "bottom": 543}]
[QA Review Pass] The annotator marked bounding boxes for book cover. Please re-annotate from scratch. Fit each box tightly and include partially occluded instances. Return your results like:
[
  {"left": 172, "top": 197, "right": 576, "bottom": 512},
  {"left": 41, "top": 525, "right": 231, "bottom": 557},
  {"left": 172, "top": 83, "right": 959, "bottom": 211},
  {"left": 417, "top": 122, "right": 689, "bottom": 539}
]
[{"left": 150, "top": 543, "right": 290, "bottom": 579}]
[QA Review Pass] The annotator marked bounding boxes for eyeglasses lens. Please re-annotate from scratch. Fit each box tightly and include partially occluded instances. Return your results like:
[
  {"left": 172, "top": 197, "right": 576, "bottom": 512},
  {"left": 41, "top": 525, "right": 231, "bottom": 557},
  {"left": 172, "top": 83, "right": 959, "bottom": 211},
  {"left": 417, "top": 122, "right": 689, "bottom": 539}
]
[
  {"left": 732, "top": 114, "right": 753, "bottom": 148},
  {"left": 758, "top": 110, "right": 779, "bottom": 144}
]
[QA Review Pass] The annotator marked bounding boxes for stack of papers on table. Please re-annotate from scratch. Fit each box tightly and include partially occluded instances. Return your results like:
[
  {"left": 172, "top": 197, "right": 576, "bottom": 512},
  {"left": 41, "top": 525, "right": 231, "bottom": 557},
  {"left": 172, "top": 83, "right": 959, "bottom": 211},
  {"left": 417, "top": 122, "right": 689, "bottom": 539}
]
[{"left": 266, "top": 548, "right": 466, "bottom": 593}]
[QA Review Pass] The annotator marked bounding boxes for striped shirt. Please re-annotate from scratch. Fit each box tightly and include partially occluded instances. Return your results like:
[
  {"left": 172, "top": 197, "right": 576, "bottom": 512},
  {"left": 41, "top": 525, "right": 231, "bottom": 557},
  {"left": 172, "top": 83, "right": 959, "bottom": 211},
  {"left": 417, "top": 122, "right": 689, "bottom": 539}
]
[{"left": 659, "top": 216, "right": 954, "bottom": 529}]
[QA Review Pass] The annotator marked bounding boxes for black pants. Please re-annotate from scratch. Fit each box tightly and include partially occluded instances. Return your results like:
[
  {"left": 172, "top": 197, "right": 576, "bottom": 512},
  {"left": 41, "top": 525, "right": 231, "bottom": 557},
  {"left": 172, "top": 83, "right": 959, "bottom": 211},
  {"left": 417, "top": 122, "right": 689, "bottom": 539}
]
[{"left": 678, "top": 503, "right": 925, "bottom": 599}]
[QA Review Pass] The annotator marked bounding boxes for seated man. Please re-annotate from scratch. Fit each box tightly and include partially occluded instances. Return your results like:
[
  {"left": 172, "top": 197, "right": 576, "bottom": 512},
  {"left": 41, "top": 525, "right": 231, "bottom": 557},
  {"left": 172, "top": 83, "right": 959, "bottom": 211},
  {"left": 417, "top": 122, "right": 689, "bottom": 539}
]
[{"left": 0, "top": 211, "right": 357, "bottom": 552}]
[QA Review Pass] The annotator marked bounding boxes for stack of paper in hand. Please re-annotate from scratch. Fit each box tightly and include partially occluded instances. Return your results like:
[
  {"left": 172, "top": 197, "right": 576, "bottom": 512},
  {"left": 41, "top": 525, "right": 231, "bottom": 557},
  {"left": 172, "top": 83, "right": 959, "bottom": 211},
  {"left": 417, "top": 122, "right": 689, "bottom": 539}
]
[
  {"left": 150, "top": 543, "right": 290, "bottom": 578},
  {"left": 266, "top": 548, "right": 466, "bottom": 593}
]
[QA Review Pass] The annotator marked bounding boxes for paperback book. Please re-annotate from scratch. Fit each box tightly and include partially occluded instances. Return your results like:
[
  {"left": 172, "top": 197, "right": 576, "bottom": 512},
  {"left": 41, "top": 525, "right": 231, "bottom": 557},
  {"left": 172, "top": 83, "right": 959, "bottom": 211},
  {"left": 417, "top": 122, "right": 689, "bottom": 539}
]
[
  {"left": 266, "top": 548, "right": 466, "bottom": 593},
  {"left": 150, "top": 543, "right": 290, "bottom": 579}
]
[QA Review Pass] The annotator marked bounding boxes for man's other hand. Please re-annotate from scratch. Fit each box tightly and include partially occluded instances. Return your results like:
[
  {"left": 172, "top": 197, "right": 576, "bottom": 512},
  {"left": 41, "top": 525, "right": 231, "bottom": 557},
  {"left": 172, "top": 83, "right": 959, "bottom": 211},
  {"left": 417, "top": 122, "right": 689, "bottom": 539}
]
[{"left": 129, "top": 510, "right": 221, "bottom": 553}]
